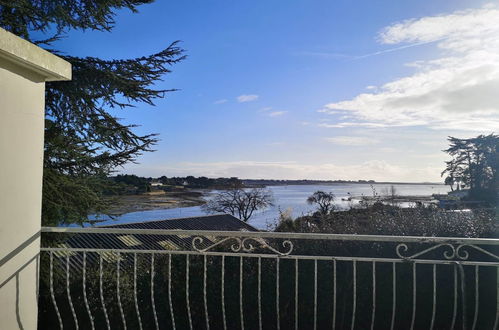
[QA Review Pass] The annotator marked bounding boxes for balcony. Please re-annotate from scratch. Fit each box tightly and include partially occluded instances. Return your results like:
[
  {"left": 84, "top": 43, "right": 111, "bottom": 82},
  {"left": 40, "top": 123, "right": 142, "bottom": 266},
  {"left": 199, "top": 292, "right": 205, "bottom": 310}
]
[{"left": 39, "top": 227, "right": 499, "bottom": 329}]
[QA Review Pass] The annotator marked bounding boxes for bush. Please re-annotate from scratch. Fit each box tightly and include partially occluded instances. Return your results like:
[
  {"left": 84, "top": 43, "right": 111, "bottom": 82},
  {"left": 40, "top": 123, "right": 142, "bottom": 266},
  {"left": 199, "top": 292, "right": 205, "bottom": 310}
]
[{"left": 275, "top": 203, "right": 495, "bottom": 238}]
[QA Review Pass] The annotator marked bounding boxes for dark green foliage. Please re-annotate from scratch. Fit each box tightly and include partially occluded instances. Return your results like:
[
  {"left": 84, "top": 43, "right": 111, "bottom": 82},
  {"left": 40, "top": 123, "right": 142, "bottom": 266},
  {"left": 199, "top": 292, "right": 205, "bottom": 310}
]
[
  {"left": 0, "top": 0, "right": 185, "bottom": 225},
  {"left": 276, "top": 203, "right": 495, "bottom": 238},
  {"left": 159, "top": 176, "right": 243, "bottom": 189},
  {"left": 113, "top": 174, "right": 151, "bottom": 193},
  {"left": 442, "top": 134, "right": 499, "bottom": 203},
  {"left": 106, "top": 175, "right": 243, "bottom": 194},
  {"left": 42, "top": 169, "right": 115, "bottom": 226},
  {"left": 0, "top": 0, "right": 153, "bottom": 44}
]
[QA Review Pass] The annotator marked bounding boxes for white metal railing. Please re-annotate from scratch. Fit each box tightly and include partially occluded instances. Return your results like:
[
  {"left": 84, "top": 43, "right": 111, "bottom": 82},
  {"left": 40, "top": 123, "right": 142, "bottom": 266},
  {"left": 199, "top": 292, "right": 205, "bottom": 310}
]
[{"left": 38, "top": 227, "right": 499, "bottom": 329}]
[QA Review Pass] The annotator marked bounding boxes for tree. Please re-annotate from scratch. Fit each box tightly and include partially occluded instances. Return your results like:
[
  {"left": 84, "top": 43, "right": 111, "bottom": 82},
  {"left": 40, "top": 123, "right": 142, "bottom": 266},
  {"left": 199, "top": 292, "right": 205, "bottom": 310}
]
[
  {"left": 202, "top": 188, "right": 274, "bottom": 222},
  {"left": 0, "top": 1, "right": 185, "bottom": 225},
  {"left": 307, "top": 191, "right": 336, "bottom": 215},
  {"left": 442, "top": 134, "right": 499, "bottom": 203},
  {"left": 113, "top": 174, "right": 150, "bottom": 193}
]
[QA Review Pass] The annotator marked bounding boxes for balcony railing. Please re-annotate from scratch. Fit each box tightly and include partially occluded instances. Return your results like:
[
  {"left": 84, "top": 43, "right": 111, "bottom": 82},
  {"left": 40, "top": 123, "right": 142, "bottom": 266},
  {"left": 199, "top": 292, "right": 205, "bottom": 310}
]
[{"left": 39, "top": 227, "right": 499, "bottom": 329}]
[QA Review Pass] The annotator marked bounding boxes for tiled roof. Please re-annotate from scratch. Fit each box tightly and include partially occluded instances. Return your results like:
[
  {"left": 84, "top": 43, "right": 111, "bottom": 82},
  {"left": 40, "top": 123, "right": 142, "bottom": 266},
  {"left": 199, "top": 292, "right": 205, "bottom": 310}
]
[
  {"left": 102, "top": 214, "right": 258, "bottom": 231},
  {"left": 61, "top": 214, "right": 258, "bottom": 251}
]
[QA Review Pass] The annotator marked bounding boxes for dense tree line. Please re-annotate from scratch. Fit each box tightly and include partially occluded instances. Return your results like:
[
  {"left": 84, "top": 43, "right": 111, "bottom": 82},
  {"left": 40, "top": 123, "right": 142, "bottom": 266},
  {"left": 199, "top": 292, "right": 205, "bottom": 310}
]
[
  {"left": 105, "top": 175, "right": 244, "bottom": 195},
  {"left": 158, "top": 176, "right": 242, "bottom": 189}
]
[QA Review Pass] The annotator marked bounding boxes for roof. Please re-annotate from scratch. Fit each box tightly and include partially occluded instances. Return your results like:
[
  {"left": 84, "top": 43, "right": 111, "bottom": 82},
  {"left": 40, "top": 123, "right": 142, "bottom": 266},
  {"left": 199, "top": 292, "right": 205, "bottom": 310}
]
[
  {"left": 102, "top": 213, "right": 258, "bottom": 231},
  {"left": 57, "top": 214, "right": 258, "bottom": 252}
]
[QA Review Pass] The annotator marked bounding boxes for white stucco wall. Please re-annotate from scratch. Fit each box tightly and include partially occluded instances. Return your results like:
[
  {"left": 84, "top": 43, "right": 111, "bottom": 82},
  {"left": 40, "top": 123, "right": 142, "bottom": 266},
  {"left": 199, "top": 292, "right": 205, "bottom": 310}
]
[{"left": 0, "top": 28, "right": 71, "bottom": 330}]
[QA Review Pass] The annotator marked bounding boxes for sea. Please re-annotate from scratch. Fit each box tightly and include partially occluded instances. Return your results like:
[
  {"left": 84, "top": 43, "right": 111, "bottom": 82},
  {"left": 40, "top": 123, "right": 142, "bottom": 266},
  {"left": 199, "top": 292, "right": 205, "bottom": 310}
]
[{"left": 87, "top": 183, "right": 450, "bottom": 230}]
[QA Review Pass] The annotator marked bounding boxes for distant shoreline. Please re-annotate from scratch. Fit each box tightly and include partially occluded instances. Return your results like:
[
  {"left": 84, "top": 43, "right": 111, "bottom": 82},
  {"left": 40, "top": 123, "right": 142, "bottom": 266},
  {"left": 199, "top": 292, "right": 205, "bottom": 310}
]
[
  {"left": 243, "top": 180, "right": 444, "bottom": 187},
  {"left": 101, "top": 182, "right": 445, "bottom": 216}
]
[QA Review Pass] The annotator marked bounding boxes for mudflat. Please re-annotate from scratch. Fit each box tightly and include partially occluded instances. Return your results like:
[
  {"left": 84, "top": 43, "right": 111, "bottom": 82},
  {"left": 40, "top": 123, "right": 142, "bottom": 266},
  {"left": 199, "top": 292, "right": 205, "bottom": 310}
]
[{"left": 105, "top": 190, "right": 206, "bottom": 215}]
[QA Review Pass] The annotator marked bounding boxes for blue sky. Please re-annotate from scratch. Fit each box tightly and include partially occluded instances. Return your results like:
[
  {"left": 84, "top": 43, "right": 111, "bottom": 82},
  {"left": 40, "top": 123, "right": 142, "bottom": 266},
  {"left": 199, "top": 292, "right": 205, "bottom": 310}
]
[{"left": 51, "top": 0, "right": 499, "bottom": 182}]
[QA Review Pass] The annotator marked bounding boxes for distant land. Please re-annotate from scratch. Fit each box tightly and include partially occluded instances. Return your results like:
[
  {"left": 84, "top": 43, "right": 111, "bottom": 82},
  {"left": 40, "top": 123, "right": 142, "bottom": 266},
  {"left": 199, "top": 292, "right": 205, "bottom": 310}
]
[
  {"left": 102, "top": 176, "right": 446, "bottom": 216},
  {"left": 242, "top": 179, "right": 444, "bottom": 187},
  {"left": 115, "top": 174, "right": 443, "bottom": 188}
]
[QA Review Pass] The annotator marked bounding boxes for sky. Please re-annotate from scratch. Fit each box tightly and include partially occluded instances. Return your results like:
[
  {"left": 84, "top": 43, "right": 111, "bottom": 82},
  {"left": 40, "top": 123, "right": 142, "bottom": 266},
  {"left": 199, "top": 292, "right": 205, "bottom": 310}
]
[{"left": 51, "top": 0, "right": 499, "bottom": 182}]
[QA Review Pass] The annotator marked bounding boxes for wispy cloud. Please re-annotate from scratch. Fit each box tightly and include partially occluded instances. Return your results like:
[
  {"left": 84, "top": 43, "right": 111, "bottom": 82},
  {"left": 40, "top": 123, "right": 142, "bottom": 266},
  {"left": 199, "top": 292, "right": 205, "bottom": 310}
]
[
  {"left": 325, "top": 136, "right": 379, "bottom": 146},
  {"left": 237, "top": 94, "right": 259, "bottom": 103},
  {"left": 298, "top": 41, "right": 439, "bottom": 62},
  {"left": 214, "top": 99, "right": 228, "bottom": 104},
  {"left": 268, "top": 111, "right": 287, "bottom": 117},
  {"left": 352, "top": 39, "right": 443, "bottom": 60},
  {"left": 321, "top": 4, "right": 499, "bottom": 131}
]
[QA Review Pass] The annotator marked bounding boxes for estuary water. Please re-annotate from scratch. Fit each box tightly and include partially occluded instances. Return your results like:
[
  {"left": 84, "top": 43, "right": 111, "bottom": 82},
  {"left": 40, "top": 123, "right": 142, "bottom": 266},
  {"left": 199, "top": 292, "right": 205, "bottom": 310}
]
[{"left": 88, "top": 183, "right": 449, "bottom": 230}]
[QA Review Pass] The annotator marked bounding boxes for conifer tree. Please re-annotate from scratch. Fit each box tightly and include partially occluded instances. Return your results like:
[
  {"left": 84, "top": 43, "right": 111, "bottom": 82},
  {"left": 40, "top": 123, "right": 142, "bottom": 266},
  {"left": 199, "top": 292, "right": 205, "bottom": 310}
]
[
  {"left": 442, "top": 134, "right": 499, "bottom": 203},
  {"left": 0, "top": 1, "right": 185, "bottom": 225}
]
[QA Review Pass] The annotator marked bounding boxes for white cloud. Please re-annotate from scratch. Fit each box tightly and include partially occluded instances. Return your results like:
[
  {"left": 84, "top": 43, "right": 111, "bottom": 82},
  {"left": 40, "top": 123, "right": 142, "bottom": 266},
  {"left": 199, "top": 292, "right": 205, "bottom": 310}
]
[
  {"left": 322, "top": 4, "right": 499, "bottom": 131},
  {"left": 378, "top": 6, "right": 499, "bottom": 45},
  {"left": 268, "top": 111, "right": 287, "bottom": 117},
  {"left": 325, "top": 136, "right": 379, "bottom": 146},
  {"left": 237, "top": 94, "right": 259, "bottom": 102},
  {"left": 214, "top": 99, "right": 228, "bottom": 104}
]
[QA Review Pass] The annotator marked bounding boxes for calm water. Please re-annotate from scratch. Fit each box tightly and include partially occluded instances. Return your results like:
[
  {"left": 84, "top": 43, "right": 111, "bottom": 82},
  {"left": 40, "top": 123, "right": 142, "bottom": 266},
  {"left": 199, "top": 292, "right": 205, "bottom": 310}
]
[{"left": 88, "top": 183, "right": 449, "bottom": 229}]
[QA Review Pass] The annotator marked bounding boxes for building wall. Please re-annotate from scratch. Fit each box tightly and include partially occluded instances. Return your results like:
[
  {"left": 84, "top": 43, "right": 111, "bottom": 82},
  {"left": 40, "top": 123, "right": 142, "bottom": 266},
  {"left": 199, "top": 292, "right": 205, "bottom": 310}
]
[
  {"left": 0, "top": 28, "right": 71, "bottom": 330},
  {"left": 0, "top": 57, "right": 46, "bottom": 330}
]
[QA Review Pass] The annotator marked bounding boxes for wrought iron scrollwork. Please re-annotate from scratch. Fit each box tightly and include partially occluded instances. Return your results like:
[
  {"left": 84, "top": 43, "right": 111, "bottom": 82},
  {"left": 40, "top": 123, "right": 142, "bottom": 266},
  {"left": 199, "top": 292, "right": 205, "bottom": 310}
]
[
  {"left": 396, "top": 243, "right": 499, "bottom": 261},
  {"left": 192, "top": 236, "right": 294, "bottom": 255},
  {"left": 456, "top": 244, "right": 499, "bottom": 261},
  {"left": 396, "top": 243, "right": 456, "bottom": 260}
]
